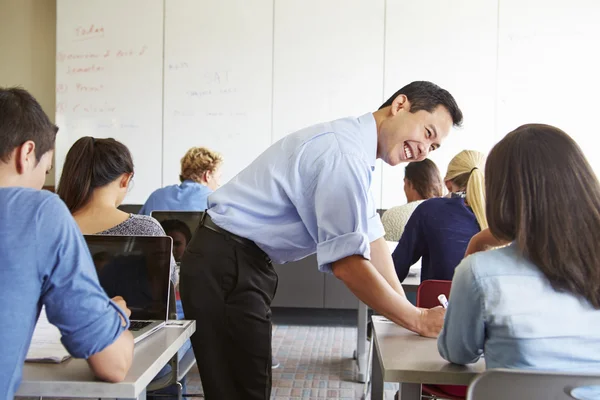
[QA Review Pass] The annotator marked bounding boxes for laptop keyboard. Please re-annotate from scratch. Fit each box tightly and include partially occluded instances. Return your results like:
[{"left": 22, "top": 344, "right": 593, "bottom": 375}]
[{"left": 129, "top": 321, "right": 152, "bottom": 331}]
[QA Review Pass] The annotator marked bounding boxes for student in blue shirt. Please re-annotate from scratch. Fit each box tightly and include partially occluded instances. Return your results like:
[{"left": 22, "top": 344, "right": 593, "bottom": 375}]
[
  {"left": 139, "top": 147, "right": 222, "bottom": 215},
  {"left": 392, "top": 150, "right": 487, "bottom": 282},
  {"left": 180, "top": 81, "right": 463, "bottom": 400},
  {"left": 0, "top": 87, "right": 134, "bottom": 399},
  {"left": 438, "top": 124, "right": 600, "bottom": 399}
]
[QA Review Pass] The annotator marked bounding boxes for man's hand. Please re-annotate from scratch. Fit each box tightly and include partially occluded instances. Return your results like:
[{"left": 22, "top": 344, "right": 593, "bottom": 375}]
[
  {"left": 416, "top": 306, "right": 446, "bottom": 338},
  {"left": 111, "top": 296, "right": 131, "bottom": 326}
]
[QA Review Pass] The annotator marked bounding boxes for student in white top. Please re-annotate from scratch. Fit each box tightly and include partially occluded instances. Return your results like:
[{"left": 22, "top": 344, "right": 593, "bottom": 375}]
[{"left": 382, "top": 159, "right": 443, "bottom": 241}]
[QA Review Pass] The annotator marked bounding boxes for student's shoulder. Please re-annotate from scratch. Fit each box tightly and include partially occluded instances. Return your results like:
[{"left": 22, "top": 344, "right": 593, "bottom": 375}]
[
  {"left": 0, "top": 187, "right": 67, "bottom": 216},
  {"left": 411, "top": 197, "right": 451, "bottom": 215},
  {"left": 461, "top": 244, "right": 533, "bottom": 280},
  {"left": 128, "top": 214, "right": 166, "bottom": 234}
]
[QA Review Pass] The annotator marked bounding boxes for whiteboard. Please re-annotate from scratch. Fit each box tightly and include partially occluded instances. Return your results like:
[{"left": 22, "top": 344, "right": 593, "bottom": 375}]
[
  {"left": 497, "top": 0, "right": 600, "bottom": 175},
  {"left": 162, "top": 0, "right": 273, "bottom": 185},
  {"left": 55, "top": 0, "right": 164, "bottom": 203},
  {"left": 381, "top": 0, "right": 499, "bottom": 208},
  {"left": 272, "top": 0, "right": 385, "bottom": 207}
]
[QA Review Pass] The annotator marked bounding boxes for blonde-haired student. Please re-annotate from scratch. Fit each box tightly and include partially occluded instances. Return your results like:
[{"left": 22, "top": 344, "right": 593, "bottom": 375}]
[
  {"left": 139, "top": 147, "right": 223, "bottom": 215},
  {"left": 439, "top": 124, "right": 600, "bottom": 400},
  {"left": 392, "top": 150, "right": 487, "bottom": 282}
]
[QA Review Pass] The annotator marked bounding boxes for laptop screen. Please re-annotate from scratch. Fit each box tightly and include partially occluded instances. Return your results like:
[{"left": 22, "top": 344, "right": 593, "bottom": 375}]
[
  {"left": 150, "top": 211, "right": 203, "bottom": 262},
  {"left": 84, "top": 235, "right": 172, "bottom": 321}
]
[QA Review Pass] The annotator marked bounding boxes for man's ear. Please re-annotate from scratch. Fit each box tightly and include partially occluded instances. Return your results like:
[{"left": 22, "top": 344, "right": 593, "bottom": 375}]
[
  {"left": 15, "top": 141, "right": 36, "bottom": 174},
  {"left": 390, "top": 94, "right": 409, "bottom": 116}
]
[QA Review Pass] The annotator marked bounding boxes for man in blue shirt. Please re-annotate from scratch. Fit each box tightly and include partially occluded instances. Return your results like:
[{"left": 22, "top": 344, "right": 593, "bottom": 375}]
[
  {"left": 0, "top": 87, "right": 134, "bottom": 398},
  {"left": 139, "top": 147, "right": 222, "bottom": 215},
  {"left": 180, "top": 81, "right": 463, "bottom": 400}
]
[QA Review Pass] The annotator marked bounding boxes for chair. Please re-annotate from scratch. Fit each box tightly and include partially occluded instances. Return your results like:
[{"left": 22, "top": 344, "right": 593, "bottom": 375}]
[
  {"left": 118, "top": 203, "right": 143, "bottom": 214},
  {"left": 416, "top": 279, "right": 451, "bottom": 309},
  {"left": 467, "top": 368, "right": 600, "bottom": 400},
  {"left": 416, "top": 280, "right": 466, "bottom": 400}
]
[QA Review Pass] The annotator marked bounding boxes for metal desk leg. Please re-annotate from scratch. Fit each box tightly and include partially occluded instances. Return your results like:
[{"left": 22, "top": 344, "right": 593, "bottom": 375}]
[
  {"left": 397, "top": 383, "right": 420, "bottom": 400},
  {"left": 371, "top": 338, "right": 384, "bottom": 400},
  {"left": 356, "top": 301, "right": 368, "bottom": 382}
]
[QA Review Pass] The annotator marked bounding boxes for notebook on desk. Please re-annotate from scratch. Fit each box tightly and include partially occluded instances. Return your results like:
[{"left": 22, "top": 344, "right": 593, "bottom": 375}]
[
  {"left": 84, "top": 235, "right": 173, "bottom": 344},
  {"left": 26, "top": 307, "right": 71, "bottom": 363}
]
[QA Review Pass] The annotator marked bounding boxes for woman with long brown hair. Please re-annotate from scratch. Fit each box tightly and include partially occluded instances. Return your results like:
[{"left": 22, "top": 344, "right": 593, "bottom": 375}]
[{"left": 439, "top": 124, "right": 600, "bottom": 399}]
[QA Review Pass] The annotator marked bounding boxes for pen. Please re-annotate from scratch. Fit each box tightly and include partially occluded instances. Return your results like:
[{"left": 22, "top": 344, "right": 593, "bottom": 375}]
[{"left": 438, "top": 294, "right": 448, "bottom": 309}]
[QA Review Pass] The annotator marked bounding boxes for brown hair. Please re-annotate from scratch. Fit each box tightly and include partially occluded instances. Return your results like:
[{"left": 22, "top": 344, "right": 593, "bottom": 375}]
[
  {"left": 0, "top": 87, "right": 57, "bottom": 163},
  {"left": 486, "top": 124, "right": 600, "bottom": 308},
  {"left": 57, "top": 137, "right": 134, "bottom": 213},
  {"left": 179, "top": 147, "right": 222, "bottom": 182},
  {"left": 404, "top": 159, "right": 443, "bottom": 199}
]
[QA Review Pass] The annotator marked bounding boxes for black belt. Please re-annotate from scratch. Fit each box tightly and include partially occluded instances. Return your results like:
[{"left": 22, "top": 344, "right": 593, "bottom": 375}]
[{"left": 201, "top": 212, "right": 269, "bottom": 260}]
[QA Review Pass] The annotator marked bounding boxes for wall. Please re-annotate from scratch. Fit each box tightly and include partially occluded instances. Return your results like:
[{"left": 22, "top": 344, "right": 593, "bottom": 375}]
[{"left": 0, "top": 0, "right": 56, "bottom": 187}]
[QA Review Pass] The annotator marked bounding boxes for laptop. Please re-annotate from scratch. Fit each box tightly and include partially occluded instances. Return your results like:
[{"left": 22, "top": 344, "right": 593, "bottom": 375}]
[
  {"left": 150, "top": 211, "right": 203, "bottom": 263},
  {"left": 84, "top": 235, "right": 173, "bottom": 343}
]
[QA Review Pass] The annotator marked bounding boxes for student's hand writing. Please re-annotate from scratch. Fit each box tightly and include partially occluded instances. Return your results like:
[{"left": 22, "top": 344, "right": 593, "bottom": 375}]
[
  {"left": 416, "top": 306, "right": 445, "bottom": 338},
  {"left": 111, "top": 296, "right": 131, "bottom": 327}
]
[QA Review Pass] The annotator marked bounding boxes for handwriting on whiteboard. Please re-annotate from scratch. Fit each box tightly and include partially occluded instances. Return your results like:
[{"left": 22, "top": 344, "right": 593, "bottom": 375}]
[
  {"left": 66, "top": 64, "right": 104, "bottom": 75},
  {"left": 57, "top": 46, "right": 149, "bottom": 63},
  {"left": 74, "top": 24, "right": 105, "bottom": 41}
]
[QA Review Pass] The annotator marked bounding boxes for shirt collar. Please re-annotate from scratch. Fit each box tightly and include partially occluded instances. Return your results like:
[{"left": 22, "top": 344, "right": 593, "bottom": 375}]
[
  {"left": 181, "top": 179, "right": 211, "bottom": 191},
  {"left": 357, "top": 113, "right": 378, "bottom": 171}
]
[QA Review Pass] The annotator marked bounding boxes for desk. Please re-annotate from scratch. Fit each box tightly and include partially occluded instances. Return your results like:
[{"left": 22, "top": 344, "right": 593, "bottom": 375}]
[
  {"left": 371, "top": 316, "right": 485, "bottom": 400},
  {"left": 355, "top": 241, "right": 420, "bottom": 382},
  {"left": 17, "top": 321, "right": 196, "bottom": 400}
]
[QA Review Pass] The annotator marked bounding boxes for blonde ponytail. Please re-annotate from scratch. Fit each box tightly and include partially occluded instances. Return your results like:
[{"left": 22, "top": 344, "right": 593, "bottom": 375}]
[
  {"left": 445, "top": 150, "right": 487, "bottom": 230},
  {"left": 466, "top": 167, "right": 487, "bottom": 230}
]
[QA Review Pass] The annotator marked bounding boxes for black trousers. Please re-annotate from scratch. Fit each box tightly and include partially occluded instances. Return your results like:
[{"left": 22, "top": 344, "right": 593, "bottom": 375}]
[{"left": 180, "top": 219, "right": 278, "bottom": 400}]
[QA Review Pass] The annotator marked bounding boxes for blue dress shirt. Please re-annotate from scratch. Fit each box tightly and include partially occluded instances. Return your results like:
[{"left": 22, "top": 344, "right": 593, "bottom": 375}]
[
  {"left": 0, "top": 188, "right": 128, "bottom": 399},
  {"left": 392, "top": 197, "right": 480, "bottom": 282},
  {"left": 208, "top": 113, "right": 385, "bottom": 272},
  {"left": 438, "top": 244, "right": 600, "bottom": 399},
  {"left": 140, "top": 180, "right": 213, "bottom": 215}
]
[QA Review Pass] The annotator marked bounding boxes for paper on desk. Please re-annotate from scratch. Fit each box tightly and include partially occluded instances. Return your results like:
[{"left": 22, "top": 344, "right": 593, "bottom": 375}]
[{"left": 26, "top": 307, "right": 71, "bottom": 363}]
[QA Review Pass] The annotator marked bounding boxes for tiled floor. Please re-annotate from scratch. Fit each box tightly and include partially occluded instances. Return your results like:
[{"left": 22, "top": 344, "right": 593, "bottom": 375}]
[{"left": 184, "top": 320, "right": 399, "bottom": 399}]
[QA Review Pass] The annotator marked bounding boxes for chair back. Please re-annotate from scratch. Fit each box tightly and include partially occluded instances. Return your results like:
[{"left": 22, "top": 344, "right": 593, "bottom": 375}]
[
  {"left": 416, "top": 279, "right": 451, "bottom": 309},
  {"left": 467, "top": 368, "right": 600, "bottom": 400}
]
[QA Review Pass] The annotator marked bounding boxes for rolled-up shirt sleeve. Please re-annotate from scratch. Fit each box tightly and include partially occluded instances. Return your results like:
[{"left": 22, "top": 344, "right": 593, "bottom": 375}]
[
  {"left": 37, "top": 197, "right": 129, "bottom": 359},
  {"left": 308, "top": 154, "right": 380, "bottom": 272}
]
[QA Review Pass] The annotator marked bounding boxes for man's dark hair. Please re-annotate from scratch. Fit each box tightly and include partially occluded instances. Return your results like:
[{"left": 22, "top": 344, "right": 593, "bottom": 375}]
[
  {"left": 0, "top": 87, "right": 58, "bottom": 163},
  {"left": 379, "top": 81, "right": 463, "bottom": 127},
  {"left": 486, "top": 124, "right": 600, "bottom": 309}
]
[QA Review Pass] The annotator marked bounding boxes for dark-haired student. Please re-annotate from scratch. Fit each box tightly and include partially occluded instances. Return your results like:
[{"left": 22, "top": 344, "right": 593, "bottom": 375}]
[
  {"left": 181, "top": 81, "right": 463, "bottom": 399},
  {"left": 0, "top": 87, "right": 133, "bottom": 399},
  {"left": 382, "top": 159, "right": 443, "bottom": 241},
  {"left": 56, "top": 137, "right": 187, "bottom": 398},
  {"left": 439, "top": 124, "right": 600, "bottom": 400}
]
